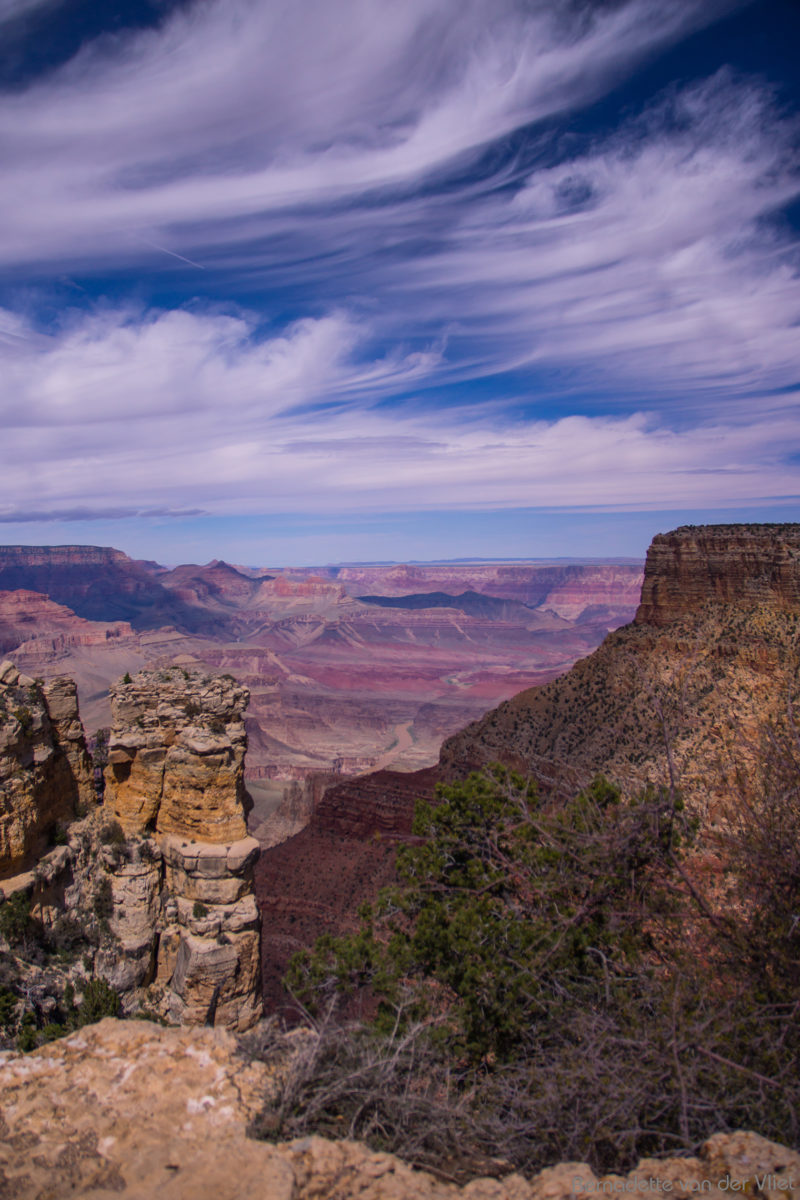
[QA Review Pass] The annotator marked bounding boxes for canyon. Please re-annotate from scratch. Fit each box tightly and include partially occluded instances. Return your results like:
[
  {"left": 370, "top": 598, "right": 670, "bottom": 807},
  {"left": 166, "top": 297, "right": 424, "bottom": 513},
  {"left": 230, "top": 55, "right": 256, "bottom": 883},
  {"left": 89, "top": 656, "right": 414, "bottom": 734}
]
[
  {"left": 1, "top": 525, "right": 799, "bottom": 1195},
  {"left": 0, "top": 545, "right": 643, "bottom": 843},
  {"left": 256, "top": 523, "right": 800, "bottom": 1010}
]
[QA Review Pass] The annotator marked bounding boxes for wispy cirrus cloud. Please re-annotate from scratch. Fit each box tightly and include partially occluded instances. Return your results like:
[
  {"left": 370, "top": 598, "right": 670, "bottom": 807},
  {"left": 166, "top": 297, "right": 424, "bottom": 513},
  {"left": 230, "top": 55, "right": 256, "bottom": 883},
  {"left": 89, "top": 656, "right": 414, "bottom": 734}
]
[
  {"left": 394, "top": 71, "right": 800, "bottom": 407},
  {"left": 0, "top": 0, "right": 798, "bottom": 550},
  {"left": 0, "top": 303, "right": 797, "bottom": 523},
  {"left": 0, "top": 0, "right": 745, "bottom": 267}
]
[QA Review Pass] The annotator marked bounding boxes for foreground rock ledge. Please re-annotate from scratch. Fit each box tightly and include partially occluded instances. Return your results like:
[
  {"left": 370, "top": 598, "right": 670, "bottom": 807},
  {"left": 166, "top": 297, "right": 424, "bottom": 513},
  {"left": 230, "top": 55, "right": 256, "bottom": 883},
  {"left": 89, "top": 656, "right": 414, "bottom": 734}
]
[{"left": 1, "top": 1020, "right": 798, "bottom": 1200}]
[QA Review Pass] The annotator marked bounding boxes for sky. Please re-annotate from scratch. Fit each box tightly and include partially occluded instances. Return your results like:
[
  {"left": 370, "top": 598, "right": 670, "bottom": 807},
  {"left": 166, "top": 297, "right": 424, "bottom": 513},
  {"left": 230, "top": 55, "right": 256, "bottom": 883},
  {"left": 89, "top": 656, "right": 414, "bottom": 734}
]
[{"left": 0, "top": 0, "right": 798, "bottom": 566}]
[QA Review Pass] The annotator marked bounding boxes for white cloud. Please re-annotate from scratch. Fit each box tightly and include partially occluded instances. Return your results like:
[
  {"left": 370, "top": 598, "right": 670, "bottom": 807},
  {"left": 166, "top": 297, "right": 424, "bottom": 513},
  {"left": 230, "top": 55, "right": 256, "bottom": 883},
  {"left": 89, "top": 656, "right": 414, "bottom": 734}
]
[
  {"left": 0, "top": 304, "right": 797, "bottom": 521},
  {"left": 0, "top": 0, "right": 798, "bottom": 534},
  {"left": 0, "top": 0, "right": 744, "bottom": 266},
  {"left": 395, "top": 72, "right": 800, "bottom": 406}
]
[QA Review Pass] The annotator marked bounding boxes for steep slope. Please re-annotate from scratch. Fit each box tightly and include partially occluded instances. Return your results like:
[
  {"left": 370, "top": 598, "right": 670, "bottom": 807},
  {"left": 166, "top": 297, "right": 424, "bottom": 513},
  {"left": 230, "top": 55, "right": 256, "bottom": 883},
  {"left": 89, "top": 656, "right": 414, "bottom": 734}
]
[{"left": 440, "top": 524, "right": 800, "bottom": 817}]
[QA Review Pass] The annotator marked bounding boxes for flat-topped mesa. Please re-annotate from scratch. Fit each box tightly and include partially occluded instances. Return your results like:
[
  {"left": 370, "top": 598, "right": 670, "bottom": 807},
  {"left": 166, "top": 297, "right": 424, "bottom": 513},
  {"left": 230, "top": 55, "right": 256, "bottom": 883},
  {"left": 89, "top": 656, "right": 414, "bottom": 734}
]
[
  {"left": 635, "top": 524, "right": 800, "bottom": 628},
  {"left": 0, "top": 660, "right": 93, "bottom": 879},
  {"left": 105, "top": 667, "right": 250, "bottom": 841}
]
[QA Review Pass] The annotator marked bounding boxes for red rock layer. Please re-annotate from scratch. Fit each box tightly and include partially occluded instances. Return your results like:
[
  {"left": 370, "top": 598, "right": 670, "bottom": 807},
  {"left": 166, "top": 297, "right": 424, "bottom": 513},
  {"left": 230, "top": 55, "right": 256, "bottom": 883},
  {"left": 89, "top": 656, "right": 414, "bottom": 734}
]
[{"left": 255, "top": 767, "right": 437, "bottom": 1016}]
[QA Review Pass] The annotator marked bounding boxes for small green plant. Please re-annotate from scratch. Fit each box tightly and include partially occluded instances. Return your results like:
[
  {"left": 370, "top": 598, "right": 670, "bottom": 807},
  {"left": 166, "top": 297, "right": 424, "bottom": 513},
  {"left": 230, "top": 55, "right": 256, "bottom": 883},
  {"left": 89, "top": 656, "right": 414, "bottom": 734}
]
[
  {"left": 0, "top": 984, "right": 17, "bottom": 1031},
  {"left": 51, "top": 822, "right": 69, "bottom": 846},
  {"left": 0, "top": 890, "right": 40, "bottom": 950},
  {"left": 193, "top": 901, "right": 209, "bottom": 919},
  {"left": 16, "top": 1011, "right": 38, "bottom": 1052},
  {"left": 77, "top": 977, "right": 120, "bottom": 1024},
  {"left": 122, "top": 672, "right": 132, "bottom": 684},
  {"left": 13, "top": 705, "right": 33, "bottom": 733}
]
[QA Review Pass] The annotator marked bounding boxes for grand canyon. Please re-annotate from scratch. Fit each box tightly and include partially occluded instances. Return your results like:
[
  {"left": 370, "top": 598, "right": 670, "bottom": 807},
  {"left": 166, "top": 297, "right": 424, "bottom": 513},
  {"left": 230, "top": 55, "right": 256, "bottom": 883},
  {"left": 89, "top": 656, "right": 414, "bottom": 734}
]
[
  {"left": 0, "top": 545, "right": 643, "bottom": 843},
  {"left": 2, "top": 524, "right": 800, "bottom": 1199}
]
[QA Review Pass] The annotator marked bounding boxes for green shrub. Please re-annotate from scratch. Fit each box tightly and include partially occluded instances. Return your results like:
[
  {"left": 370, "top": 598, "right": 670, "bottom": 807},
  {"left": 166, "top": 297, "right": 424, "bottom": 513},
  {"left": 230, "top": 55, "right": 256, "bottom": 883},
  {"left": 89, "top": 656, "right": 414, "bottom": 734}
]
[
  {"left": 0, "top": 984, "right": 17, "bottom": 1031},
  {"left": 0, "top": 890, "right": 41, "bottom": 950},
  {"left": 12, "top": 706, "right": 33, "bottom": 733},
  {"left": 93, "top": 876, "right": 114, "bottom": 920},
  {"left": 77, "top": 977, "right": 120, "bottom": 1024},
  {"left": 288, "top": 768, "right": 684, "bottom": 1059},
  {"left": 279, "top": 764, "right": 800, "bottom": 1169}
]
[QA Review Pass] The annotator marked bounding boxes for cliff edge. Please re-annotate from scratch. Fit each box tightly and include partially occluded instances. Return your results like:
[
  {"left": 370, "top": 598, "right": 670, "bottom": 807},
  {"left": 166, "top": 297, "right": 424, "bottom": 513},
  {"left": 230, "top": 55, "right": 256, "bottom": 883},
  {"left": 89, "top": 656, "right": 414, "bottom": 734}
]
[
  {"left": 440, "top": 523, "right": 800, "bottom": 815},
  {"left": 1, "top": 1018, "right": 798, "bottom": 1200},
  {"left": 635, "top": 524, "right": 800, "bottom": 627}
]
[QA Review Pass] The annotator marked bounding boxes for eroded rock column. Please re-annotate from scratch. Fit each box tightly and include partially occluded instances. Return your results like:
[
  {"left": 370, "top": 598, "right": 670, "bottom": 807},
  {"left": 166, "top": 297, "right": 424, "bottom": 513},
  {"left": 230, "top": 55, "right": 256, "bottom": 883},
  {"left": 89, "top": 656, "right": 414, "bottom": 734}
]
[{"left": 103, "top": 667, "right": 262, "bottom": 1029}]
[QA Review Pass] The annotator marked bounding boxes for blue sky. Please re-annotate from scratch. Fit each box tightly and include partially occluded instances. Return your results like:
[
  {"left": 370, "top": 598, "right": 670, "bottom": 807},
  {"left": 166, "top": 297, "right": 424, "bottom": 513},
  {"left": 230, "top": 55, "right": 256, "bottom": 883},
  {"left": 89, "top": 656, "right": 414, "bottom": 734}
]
[{"left": 0, "top": 0, "right": 798, "bottom": 565}]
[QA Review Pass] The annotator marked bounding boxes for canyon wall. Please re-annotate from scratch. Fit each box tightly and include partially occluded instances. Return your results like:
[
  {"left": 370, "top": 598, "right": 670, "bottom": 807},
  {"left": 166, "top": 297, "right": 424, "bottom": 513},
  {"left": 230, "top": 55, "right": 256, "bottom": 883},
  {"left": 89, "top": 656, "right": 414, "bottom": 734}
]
[
  {"left": 635, "top": 524, "right": 800, "bottom": 627},
  {"left": 0, "top": 551, "right": 644, "bottom": 793},
  {"left": 0, "top": 660, "right": 93, "bottom": 879},
  {"left": 440, "top": 523, "right": 800, "bottom": 816}
]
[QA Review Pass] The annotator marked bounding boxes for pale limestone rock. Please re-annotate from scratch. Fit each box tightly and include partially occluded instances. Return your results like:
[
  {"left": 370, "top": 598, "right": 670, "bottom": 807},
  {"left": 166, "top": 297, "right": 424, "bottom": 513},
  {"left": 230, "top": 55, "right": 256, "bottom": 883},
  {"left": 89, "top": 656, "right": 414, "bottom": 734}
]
[
  {"left": 99, "top": 667, "right": 261, "bottom": 1028},
  {"left": 1, "top": 1019, "right": 799, "bottom": 1200},
  {"left": 0, "top": 667, "right": 93, "bottom": 879},
  {"left": 104, "top": 667, "right": 249, "bottom": 841}
]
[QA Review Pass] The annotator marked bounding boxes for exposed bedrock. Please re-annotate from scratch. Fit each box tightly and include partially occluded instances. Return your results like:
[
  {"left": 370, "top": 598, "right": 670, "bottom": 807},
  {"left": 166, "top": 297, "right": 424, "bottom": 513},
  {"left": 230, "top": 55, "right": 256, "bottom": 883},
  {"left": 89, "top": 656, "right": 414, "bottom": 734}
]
[
  {"left": 104, "top": 667, "right": 250, "bottom": 840},
  {"left": 635, "top": 523, "right": 800, "bottom": 627},
  {"left": 0, "top": 659, "right": 94, "bottom": 879},
  {"left": 440, "top": 523, "right": 800, "bottom": 813},
  {"left": 2, "top": 1018, "right": 799, "bottom": 1200},
  {"left": 100, "top": 667, "right": 262, "bottom": 1028}
]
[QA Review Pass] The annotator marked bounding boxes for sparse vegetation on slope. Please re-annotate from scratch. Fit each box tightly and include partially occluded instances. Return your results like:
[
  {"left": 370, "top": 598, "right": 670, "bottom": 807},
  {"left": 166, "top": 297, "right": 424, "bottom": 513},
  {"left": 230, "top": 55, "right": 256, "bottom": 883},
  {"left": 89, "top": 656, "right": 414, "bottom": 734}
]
[{"left": 271, "top": 747, "right": 800, "bottom": 1177}]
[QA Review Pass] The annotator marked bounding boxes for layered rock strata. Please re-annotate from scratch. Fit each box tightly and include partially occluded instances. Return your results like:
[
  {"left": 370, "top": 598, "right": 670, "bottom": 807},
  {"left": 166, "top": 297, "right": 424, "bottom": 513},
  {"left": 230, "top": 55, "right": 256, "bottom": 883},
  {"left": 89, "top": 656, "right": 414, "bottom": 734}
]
[
  {"left": 635, "top": 524, "right": 800, "bottom": 627},
  {"left": 440, "top": 523, "right": 800, "bottom": 817},
  {"left": 101, "top": 667, "right": 262, "bottom": 1028},
  {"left": 1, "top": 1017, "right": 798, "bottom": 1200},
  {"left": 0, "top": 659, "right": 93, "bottom": 879}
]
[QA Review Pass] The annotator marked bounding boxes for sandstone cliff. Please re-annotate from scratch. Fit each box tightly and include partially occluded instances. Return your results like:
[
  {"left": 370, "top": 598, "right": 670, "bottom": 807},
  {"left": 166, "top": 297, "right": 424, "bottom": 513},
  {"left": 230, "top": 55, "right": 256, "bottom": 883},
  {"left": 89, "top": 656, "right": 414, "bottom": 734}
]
[
  {"left": 635, "top": 524, "right": 800, "bottom": 627},
  {"left": 1, "top": 665, "right": 261, "bottom": 1033},
  {"left": 99, "top": 666, "right": 261, "bottom": 1028},
  {"left": 0, "top": 660, "right": 93, "bottom": 879},
  {"left": 440, "top": 524, "right": 800, "bottom": 817},
  {"left": 0, "top": 1017, "right": 797, "bottom": 1200}
]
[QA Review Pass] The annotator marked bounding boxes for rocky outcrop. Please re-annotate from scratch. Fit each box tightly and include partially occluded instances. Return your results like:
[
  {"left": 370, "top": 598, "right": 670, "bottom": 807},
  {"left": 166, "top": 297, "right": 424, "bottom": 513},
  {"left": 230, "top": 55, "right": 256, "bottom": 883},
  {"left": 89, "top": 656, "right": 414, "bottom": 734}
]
[
  {"left": 0, "top": 660, "right": 93, "bottom": 879},
  {"left": 1, "top": 1017, "right": 798, "bottom": 1200},
  {"left": 440, "top": 524, "right": 800, "bottom": 817},
  {"left": 104, "top": 667, "right": 251, "bottom": 841},
  {"left": 635, "top": 524, "right": 800, "bottom": 627},
  {"left": 100, "top": 667, "right": 261, "bottom": 1028}
]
